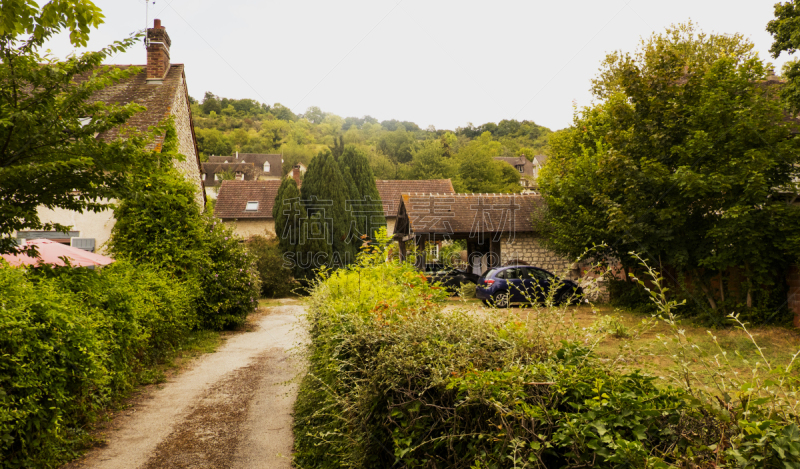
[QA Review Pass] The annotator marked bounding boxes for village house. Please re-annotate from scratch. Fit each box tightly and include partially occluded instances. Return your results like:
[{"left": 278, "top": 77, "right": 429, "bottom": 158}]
[
  {"left": 213, "top": 166, "right": 303, "bottom": 238},
  {"left": 493, "top": 155, "right": 547, "bottom": 190},
  {"left": 374, "top": 179, "right": 455, "bottom": 233},
  {"left": 392, "top": 192, "right": 576, "bottom": 277},
  {"left": 202, "top": 153, "right": 285, "bottom": 199},
  {"left": 16, "top": 19, "right": 203, "bottom": 253}
]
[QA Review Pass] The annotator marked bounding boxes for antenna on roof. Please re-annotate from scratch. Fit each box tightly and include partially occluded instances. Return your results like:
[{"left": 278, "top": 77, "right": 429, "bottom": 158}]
[{"left": 144, "top": 0, "right": 155, "bottom": 47}]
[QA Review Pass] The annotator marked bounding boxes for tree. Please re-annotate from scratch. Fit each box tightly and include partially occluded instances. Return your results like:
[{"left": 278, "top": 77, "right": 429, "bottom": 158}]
[
  {"left": 539, "top": 23, "right": 800, "bottom": 318},
  {"left": 768, "top": 1, "right": 800, "bottom": 112},
  {"left": 201, "top": 91, "right": 222, "bottom": 114},
  {"left": 452, "top": 132, "right": 521, "bottom": 193},
  {"left": 300, "top": 149, "right": 357, "bottom": 267},
  {"left": 272, "top": 176, "right": 326, "bottom": 278},
  {"left": 0, "top": 0, "right": 149, "bottom": 255},
  {"left": 407, "top": 139, "right": 456, "bottom": 180},
  {"left": 340, "top": 144, "right": 386, "bottom": 240}
]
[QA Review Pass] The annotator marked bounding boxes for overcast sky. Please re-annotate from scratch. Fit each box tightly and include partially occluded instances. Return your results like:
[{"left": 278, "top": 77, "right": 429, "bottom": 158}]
[{"left": 45, "top": 0, "right": 790, "bottom": 132}]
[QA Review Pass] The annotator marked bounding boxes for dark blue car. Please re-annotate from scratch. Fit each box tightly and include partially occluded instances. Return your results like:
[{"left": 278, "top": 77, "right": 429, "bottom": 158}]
[{"left": 475, "top": 265, "right": 583, "bottom": 307}]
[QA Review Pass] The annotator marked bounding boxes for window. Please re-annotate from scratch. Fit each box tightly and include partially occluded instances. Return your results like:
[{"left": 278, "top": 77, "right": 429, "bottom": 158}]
[
  {"left": 264, "top": 162, "right": 271, "bottom": 172},
  {"left": 518, "top": 166, "right": 524, "bottom": 173},
  {"left": 236, "top": 172, "right": 244, "bottom": 180},
  {"left": 245, "top": 201, "right": 259, "bottom": 211},
  {"left": 214, "top": 173, "right": 220, "bottom": 181},
  {"left": 202, "top": 173, "right": 206, "bottom": 181}
]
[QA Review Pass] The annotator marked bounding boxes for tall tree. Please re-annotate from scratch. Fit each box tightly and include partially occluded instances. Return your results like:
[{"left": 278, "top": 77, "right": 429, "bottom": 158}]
[
  {"left": 272, "top": 176, "right": 328, "bottom": 278},
  {"left": 0, "top": 0, "right": 146, "bottom": 255},
  {"left": 340, "top": 144, "right": 386, "bottom": 240},
  {"left": 300, "top": 149, "right": 357, "bottom": 266},
  {"left": 768, "top": 0, "right": 800, "bottom": 112},
  {"left": 539, "top": 23, "right": 800, "bottom": 318}
]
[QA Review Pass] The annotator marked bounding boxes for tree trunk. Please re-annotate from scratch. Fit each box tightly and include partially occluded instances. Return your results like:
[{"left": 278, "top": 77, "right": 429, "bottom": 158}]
[{"left": 693, "top": 269, "right": 718, "bottom": 311}]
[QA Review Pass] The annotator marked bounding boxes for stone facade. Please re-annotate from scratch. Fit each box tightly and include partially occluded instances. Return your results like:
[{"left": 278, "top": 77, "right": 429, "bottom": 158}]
[
  {"left": 169, "top": 74, "right": 204, "bottom": 207},
  {"left": 499, "top": 232, "right": 574, "bottom": 276},
  {"left": 225, "top": 219, "right": 276, "bottom": 239}
]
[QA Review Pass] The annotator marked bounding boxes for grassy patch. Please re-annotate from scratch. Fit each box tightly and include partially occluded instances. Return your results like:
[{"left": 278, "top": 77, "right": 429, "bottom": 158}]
[{"left": 258, "top": 298, "right": 285, "bottom": 308}]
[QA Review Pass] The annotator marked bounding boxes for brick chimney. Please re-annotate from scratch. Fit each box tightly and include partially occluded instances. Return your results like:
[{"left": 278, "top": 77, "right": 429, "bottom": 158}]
[
  {"left": 146, "top": 19, "right": 172, "bottom": 84},
  {"left": 292, "top": 165, "right": 302, "bottom": 188}
]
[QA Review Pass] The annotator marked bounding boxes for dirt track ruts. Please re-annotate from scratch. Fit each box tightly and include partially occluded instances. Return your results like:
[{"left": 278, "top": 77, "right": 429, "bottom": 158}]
[{"left": 63, "top": 302, "right": 304, "bottom": 469}]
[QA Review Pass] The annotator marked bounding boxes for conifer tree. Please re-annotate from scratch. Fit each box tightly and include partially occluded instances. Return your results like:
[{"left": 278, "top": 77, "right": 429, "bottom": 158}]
[
  {"left": 300, "top": 149, "right": 356, "bottom": 266},
  {"left": 340, "top": 145, "right": 386, "bottom": 240}
]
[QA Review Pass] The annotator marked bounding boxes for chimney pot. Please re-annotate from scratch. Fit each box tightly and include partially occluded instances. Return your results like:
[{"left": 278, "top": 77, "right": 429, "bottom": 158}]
[{"left": 154, "top": 18, "right": 162, "bottom": 29}]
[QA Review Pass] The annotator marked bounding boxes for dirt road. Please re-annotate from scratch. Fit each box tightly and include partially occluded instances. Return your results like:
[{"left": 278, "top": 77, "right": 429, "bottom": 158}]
[{"left": 65, "top": 302, "right": 305, "bottom": 469}]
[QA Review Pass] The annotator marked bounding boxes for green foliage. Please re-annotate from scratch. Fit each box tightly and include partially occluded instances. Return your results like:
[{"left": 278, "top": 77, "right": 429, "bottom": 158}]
[
  {"left": 300, "top": 149, "right": 357, "bottom": 266},
  {"left": 294, "top": 248, "right": 800, "bottom": 468},
  {"left": 453, "top": 132, "right": 522, "bottom": 193},
  {"left": 0, "top": 1, "right": 148, "bottom": 255},
  {"left": 246, "top": 235, "right": 296, "bottom": 298},
  {"left": 191, "top": 93, "right": 552, "bottom": 193},
  {"left": 0, "top": 261, "right": 194, "bottom": 468},
  {"left": 538, "top": 23, "right": 800, "bottom": 321},
  {"left": 768, "top": 1, "right": 800, "bottom": 113},
  {"left": 109, "top": 167, "right": 260, "bottom": 329},
  {"left": 339, "top": 145, "right": 386, "bottom": 240}
]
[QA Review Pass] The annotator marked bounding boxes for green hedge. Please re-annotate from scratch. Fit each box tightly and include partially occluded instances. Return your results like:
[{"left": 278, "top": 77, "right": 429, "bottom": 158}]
[
  {"left": 294, "top": 246, "right": 800, "bottom": 468},
  {"left": 0, "top": 261, "right": 194, "bottom": 468}
]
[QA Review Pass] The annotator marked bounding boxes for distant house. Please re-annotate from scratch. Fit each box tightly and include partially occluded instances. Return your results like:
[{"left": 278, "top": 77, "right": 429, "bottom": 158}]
[
  {"left": 18, "top": 19, "right": 203, "bottom": 253},
  {"left": 374, "top": 179, "right": 456, "bottom": 234},
  {"left": 202, "top": 153, "right": 283, "bottom": 198},
  {"left": 493, "top": 155, "right": 547, "bottom": 190},
  {"left": 393, "top": 192, "right": 574, "bottom": 277},
  {"left": 214, "top": 180, "right": 282, "bottom": 238}
]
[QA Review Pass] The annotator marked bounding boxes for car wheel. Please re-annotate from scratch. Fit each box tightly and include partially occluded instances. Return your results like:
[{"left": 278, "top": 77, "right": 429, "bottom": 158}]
[
  {"left": 481, "top": 299, "right": 491, "bottom": 306},
  {"left": 556, "top": 290, "right": 578, "bottom": 306},
  {"left": 492, "top": 291, "right": 510, "bottom": 308}
]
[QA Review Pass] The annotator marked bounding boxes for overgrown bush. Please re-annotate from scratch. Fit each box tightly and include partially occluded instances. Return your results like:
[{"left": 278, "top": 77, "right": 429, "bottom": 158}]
[
  {"left": 294, "top": 244, "right": 800, "bottom": 468},
  {"left": 109, "top": 169, "right": 260, "bottom": 329},
  {"left": 0, "top": 261, "right": 195, "bottom": 468},
  {"left": 246, "top": 235, "right": 296, "bottom": 298}
]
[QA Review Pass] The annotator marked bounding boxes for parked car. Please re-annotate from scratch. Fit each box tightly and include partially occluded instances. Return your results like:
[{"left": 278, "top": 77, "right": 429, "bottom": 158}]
[
  {"left": 425, "top": 267, "right": 480, "bottom": 294},
  {"left": 475, "top": 265, "right": 583, "bottom": 307}
]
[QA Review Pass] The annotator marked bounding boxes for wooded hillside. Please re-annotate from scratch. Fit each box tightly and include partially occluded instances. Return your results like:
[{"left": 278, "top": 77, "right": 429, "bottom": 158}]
[{"left": 190, "top": 93, "right": 552, "bottom": 192}]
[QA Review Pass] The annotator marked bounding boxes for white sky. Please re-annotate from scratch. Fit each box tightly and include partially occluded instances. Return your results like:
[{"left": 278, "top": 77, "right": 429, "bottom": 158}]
[{"left": 44, "top": 0, "right": 790, "bottom": 132}]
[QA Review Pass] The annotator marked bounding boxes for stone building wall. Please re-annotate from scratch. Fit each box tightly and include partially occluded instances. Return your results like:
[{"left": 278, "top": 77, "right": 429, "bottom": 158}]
[
  {"left": 222, "top": 219, "right": 276, "bottom": 239},
  {"left": 170, "top": 73, "right": 205, "bottom": 208},
  {"left": 499, "top": 232, "right": 574, "bottom": 277}
]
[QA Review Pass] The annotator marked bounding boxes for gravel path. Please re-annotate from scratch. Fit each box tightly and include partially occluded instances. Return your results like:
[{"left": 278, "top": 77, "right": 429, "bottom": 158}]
[{"left": 64, "top": 303, "right": 305, "bottom": 469}]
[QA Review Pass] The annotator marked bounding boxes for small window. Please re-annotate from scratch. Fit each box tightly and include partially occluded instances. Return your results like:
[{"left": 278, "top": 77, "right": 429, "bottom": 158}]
[
  {"left": 264, "top": 162, "right": 271, "bottom": 172},
  {"left": 518, "top": 166, "right": 524, "bottom": 173},
  {"left": 202, "top": 173, "right": 206, "bottom": 181},
  {"left": 245, "top": 201, "right": 259, "bottom": 211},
  {"left": 214, "top": 173, "right": 220, "bottom": 181},
  {"left": 236, "top": 172, "right": 245, "bottom": 180}
]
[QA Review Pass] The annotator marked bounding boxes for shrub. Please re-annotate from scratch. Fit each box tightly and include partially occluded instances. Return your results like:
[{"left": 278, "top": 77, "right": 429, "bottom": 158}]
[
  {"left": 109, "top": 170, "right": 260, "bottom": 329},
  {"left": 246, "top": 235, "right": 296, "bottom": 298},
  {"left": 293, "top": 245, "right": 800, "bottom": 468},
  {"left": 0, "top": 261, "right": 195, "bottom": 468}
]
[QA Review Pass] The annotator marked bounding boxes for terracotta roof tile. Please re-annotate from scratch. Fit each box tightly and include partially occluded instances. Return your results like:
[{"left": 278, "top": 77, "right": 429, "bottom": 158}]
[
  {"left": 375, "top": 179, "right": 455, "bottom": 218},
  {"left": 214, "top": 180, "right": 282, "bottom": 219},
  {"left": 395, "top": 193, "right": 543, "bottom": 235},
  {"left": 85, "top": 64, "right": 187, "bottom": 148}
]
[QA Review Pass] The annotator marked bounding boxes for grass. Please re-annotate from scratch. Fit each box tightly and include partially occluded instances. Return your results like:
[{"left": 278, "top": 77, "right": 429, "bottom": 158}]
[
  {"left": 138, "top": 329, "right": 224, "bottom": 385},
  {"left": 514, "top": 303, "right": 800, "bottom": 388}
]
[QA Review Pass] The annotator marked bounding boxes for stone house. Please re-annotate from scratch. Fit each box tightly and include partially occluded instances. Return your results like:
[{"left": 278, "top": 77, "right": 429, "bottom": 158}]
[
  {"left": 17, "top": 19, "right": 203, "bottom": 253},
  {"left": 375, "top": 179, "right": 455, "bottom": 233},
  {"left": 392, "top": 193, "right": 575, "bottom": 278},
  {"left": 214, "top": 180, "right": 282, "bottom": 238}
]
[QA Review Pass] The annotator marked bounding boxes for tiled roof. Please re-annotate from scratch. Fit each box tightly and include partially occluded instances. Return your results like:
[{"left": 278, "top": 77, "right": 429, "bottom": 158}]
[
  {"left": 201, "top": 162, "right": 255, "bottom": 186},
  {"left": 86, "top": 64, "right": 187, "bottom": 148},
  {"left": 533, "top": 154, "right": 548, "bottom": 165},
  {"left": 494, "top": 156, "right": 527, "bottom": 166},
  {"left": 214, "top": 180, "right": 282, "bottom": 219},
  {"left": 374, "top": 179, "right": 455, "bottom": 218},
  {"left": 207, "top": 153, "right": 283, "bottom": 178},
  {"left": 395, "top": 193, "right": 543, "bottom": 236}
]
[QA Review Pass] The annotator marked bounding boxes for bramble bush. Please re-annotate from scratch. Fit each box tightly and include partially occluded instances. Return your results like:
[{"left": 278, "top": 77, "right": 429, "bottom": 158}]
[
  {"left": 0, "top": 261, "right": 195, "bottom": 468},
  {"left": 294, "top": 240, "right": 800, "bottom": 468}
]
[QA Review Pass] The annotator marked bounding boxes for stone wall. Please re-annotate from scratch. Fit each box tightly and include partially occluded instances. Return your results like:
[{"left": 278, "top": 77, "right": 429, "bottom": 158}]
[
  {"left": 170, "top": 73, "right": 205, "bottom": 208},
  {"left": 499, "top": 232, "right": 574, "bottom": 277},
  {"left": 223, "top": 219, "right": 276, "bottom": 239}
]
